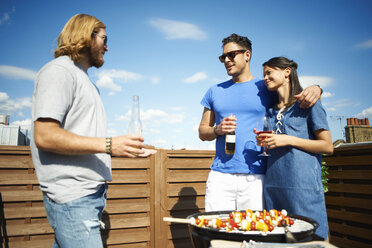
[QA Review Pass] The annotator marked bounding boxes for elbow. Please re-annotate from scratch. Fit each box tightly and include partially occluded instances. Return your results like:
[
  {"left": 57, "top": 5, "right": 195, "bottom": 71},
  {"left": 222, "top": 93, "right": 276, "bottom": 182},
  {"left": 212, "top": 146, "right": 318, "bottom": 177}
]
[
  {"left": 327, "top": 147, "right": 334, "bottom": 155},
  {"left": 198, "top": 126, "right": 216, "bottom": 141},
  {"left": 199, "top": 132, "right": 207, "bottom": 141},
  {"left": 34, "top": 133, "right": 48, "bottom": 150},
  {"left": 198, "top": 127, "right": 207, "bottom": 141},
  {"left": 34, "top": 129, "right": 54, "bottom": 151},
  {"left": 324, "top": 144, "right": 334, "bottom": 155}
]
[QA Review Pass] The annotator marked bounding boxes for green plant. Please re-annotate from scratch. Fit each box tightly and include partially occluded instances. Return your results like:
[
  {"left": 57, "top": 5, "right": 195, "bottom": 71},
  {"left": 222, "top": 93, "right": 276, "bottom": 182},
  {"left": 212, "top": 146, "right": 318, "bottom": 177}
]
[{"left": 321, "top": 161, "right": 329, "bottom": 193}]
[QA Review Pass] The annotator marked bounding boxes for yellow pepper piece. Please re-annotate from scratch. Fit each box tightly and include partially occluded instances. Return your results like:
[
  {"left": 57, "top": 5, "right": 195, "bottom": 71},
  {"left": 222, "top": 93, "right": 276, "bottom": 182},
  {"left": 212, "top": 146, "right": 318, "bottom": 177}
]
[
  {"left": 197, "top": 215, "right": 204, "bottom": 227},
  {"left": 256, "top": 221, "right": 269, "bottom": 232},
  {"left": 246, "top": 209, "right": 253, "bottom": 218}
]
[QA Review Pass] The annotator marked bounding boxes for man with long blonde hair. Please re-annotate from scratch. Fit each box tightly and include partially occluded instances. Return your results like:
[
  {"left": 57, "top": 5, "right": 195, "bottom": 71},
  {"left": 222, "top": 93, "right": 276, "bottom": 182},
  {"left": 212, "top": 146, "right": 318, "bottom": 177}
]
[{"left": 31, "top": 14, "right": 153, "bottom": 248}]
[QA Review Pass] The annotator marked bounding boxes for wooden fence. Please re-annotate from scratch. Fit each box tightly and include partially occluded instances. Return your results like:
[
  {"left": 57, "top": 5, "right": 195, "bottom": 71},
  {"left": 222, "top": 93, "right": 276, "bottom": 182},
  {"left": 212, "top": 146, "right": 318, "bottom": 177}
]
[
  {"left": 0, "top": 146, "right": 213, "bottom": 248},
  {"left": 323, "top": 143, "right": 372, "bottom": 248},
  {"left": 1, "top": 144, "right": 371, "bottom": 248},
  {"left": 156, "top": 150, "right": 212, "bottom": 248}
]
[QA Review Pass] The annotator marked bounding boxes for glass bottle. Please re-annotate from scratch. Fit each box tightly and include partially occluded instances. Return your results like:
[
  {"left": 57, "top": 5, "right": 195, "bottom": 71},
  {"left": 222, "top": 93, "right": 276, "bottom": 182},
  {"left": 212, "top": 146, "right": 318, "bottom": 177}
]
[
  {"left": 128, "top": 95, "right": 143, "bottom": 135},
  {"left": 225, "top": 113, "right": 235, "bottom": 155}
]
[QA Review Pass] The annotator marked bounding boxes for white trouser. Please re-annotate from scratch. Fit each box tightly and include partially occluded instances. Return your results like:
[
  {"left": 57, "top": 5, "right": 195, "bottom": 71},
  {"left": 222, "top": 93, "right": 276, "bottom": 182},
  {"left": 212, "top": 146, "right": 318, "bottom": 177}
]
[{"left": 205, "top": 170, "right": 264, "bottom": 212}]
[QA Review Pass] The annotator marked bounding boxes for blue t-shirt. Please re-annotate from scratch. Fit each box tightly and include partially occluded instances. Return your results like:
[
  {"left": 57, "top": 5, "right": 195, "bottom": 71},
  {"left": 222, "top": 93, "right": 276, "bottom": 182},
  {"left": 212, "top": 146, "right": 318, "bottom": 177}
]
[{"left": 201, "top": 78, "right": 275, "bottom": 174}]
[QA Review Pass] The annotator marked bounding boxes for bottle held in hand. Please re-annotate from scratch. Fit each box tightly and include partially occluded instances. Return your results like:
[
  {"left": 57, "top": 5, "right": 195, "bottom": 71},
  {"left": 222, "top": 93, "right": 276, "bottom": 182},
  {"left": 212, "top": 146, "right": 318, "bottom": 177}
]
[
  {"left": 225, "top": 113, "right": 236, "bottom": 155},
  {"left": 128, "top": 95, "right": 143, "bottom": 135},
  {"left": 225, "top": 130, "right": 235, "bottom": 155}
]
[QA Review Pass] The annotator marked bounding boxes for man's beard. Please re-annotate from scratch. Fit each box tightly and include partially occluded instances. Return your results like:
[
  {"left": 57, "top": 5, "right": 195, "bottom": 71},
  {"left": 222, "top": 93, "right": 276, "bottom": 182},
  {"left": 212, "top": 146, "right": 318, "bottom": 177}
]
[{"left": 88, "top": 43, "right": 104, "bottom": 68}]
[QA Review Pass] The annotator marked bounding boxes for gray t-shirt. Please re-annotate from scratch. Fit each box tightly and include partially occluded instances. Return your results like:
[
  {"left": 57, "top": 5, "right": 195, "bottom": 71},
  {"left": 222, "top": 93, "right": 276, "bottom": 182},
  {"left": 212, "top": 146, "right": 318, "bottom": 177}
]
[{"left": 31, "top": 56, "right": 112, "bottom": 204}]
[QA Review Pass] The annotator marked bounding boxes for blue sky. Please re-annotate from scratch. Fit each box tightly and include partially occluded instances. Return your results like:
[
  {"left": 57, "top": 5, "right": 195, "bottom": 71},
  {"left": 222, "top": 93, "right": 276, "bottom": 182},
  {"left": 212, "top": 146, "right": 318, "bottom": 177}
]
[{"left": 1, "top": 0, "right": 371, "bottom": 149}]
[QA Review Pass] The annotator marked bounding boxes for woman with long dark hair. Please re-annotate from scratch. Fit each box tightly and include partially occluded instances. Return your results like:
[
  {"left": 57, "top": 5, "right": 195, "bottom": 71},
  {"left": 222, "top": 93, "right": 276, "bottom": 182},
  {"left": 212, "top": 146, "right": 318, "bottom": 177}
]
[{"left": 256, "top": 57, "right": 333, "bottom": 240}]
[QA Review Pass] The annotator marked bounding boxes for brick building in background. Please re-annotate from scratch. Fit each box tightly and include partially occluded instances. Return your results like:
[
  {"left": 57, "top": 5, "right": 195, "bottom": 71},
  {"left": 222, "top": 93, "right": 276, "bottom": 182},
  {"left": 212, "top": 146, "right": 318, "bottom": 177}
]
[{"left": 345, "top": 117, "right": 372, "bottom": 143}]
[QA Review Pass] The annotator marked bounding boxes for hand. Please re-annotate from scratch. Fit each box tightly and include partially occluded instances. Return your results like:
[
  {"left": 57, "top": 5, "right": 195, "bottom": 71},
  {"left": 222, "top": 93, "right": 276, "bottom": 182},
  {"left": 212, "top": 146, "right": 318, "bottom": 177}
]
[
  {"left": 215, "top": 115, "right": 237, "bottom": 135},
  {"left": 137, "top": 148, "right": 157, "bottom": 157},
  {"left": 111, "top": 134, "right": 147, "bottom": 158},
  {"left": 294, "top": 85, "right": 321, "bottom": 108},
  {"left": 257, "top": 133, "right": 291, "bottom": 149},
  {"left": 254, "top": 128, "right": 274, "bottom": 147}
]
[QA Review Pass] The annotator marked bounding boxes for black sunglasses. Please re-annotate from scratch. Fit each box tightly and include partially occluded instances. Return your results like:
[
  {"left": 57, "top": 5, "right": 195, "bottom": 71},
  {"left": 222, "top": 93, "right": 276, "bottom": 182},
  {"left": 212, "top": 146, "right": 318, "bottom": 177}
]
[
  {"left": 219, "top": 49, "right": 247, "bottom": 63},
  {"left": 92, "top": 31, "right": 108, "bottom": 46}
]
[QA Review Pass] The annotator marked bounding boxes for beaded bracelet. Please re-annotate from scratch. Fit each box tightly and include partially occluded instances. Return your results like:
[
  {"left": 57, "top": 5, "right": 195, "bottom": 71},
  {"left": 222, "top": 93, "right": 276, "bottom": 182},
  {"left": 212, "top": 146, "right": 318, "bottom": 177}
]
[{"left": 105, "top": 137, "right": 112, "bottom": 155}]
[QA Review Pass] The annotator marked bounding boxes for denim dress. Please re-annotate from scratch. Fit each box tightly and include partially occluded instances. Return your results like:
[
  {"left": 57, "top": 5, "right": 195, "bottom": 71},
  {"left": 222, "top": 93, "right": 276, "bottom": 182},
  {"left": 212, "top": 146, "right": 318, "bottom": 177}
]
[{"left": 263, "top": 101, "right": 329, "bottom": 240}]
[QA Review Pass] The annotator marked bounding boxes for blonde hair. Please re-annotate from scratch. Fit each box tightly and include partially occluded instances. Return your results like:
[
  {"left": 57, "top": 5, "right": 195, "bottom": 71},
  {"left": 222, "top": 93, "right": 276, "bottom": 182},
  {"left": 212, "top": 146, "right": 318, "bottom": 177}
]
[{"left": 54, "top": 14, "right": 106, "bottom": 62}]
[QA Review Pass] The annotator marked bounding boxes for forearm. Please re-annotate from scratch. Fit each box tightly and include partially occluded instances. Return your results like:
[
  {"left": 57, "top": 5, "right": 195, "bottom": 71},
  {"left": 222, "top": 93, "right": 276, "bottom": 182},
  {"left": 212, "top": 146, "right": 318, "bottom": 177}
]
[
  {"left": 199, "top": 108, "right": 218, "bottom": 141},
  {"left": 35, "top": 129, "right": 106, "bottom": 155},
  {"left": 34, "top": 121, "right": 106, "bottom": 155},
  {"left": 199, "top": 125, "right": 217, "bottom": 141},
  {"left": 288, "top": 136, "right": 333, "bottom": 155}
]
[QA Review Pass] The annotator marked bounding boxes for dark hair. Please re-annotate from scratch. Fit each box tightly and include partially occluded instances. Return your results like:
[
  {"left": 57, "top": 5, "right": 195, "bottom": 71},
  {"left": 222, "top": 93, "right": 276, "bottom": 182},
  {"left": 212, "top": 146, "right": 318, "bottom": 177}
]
[
  {"left": 263, "top": 57, "right": 303, "bottom": 106},
  {"left": 222, "top": 33, "right": 252, "bottom": 52}
]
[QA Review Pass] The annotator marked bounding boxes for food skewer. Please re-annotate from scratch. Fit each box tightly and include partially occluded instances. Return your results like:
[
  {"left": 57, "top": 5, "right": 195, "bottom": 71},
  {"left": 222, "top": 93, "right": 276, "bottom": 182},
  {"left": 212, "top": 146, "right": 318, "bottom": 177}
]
[
  {"left": 163, "top": 209, "right": 299, "bottom": 234},
  {"left": 163, "top": 217, "right": 190, "bottom": 224},
  {"left": 163, "top": 214, "right": 230, "bottom": 224}
]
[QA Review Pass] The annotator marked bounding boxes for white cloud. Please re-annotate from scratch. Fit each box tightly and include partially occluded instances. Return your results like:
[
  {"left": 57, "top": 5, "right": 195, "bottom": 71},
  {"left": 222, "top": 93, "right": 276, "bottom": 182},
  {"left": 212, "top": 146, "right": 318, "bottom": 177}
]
[
  {"left": 0, "top": 92, "right": 9, "bottom": 102},
  {"left": 0, "top": 65, "right": 37, "bottom": 81},
  {"left": 326, "top": 107, "right": 337, "bottom": 112},
  {"left": 118, "top": 108, "right": 185, "bottom": 125},
  {"left": 0, "top": 12, "right": 9, "bottom": 25},
  {"left": 107, "top": 128, "right": 119, "bottom": 137},
  {"left": 299, "top": 76, "right": 333, "bottom": 88},
  {"left": 151, "top": 76, "right": 160, "bottom": 84},
  {"left": 184, "top": 72, "right": 207, "bottom": 83},
  {"left": 173, "top": 128, "right": 184, "bottom": 133},
  {"left": 192, "top": 124, "right": 199, "bottom": 133},
  {"left": 356, "top": 106, "right": 372, "bottom": 119},
  {"left": 0, "top": 92, "right": 32, "bottom": 113},
  {"left": 168, "top": 113, "right": 186, "bottom": 123},
  {"left": 11, "top": 118, "right": 32, "bottom": 129},
  {"left": 323, "top": 98, "right": 361, "bottom": 113},
  {"left": 149, "top": 18, "right": 207, "bottom": 40},
  {"left": 96, "top": 69, "right": 143, "bottom": 92},
  {"left": 355, "top": 39, "right": 372, "bottom": 49},
  {"left": 171, "top": 106, "right": 185, "bottom": 111},
  {"left": 148, "top": 128, "right": 161, "bottom": 134},
  {"left": 0, "top": 8, "right": 15, "bottom": 25},
  {"left": 96, "top": 75, "right": 122, "bottom": 92},
  {"left": 176, "top": 141, "right": 215, "bottom": 151},
  {"left": 155, "top": 139, "right": 168, "bottom": 144},
  {"left": 322, "top": 92, "right": 334, "bottom": 98}
]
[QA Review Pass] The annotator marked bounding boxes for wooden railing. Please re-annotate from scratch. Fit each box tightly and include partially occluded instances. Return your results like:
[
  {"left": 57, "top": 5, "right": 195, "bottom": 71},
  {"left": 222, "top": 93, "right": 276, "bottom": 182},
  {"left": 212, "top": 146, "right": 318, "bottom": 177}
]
[{"left": 0, "top": 144, "right": 371, "bottom": 248}]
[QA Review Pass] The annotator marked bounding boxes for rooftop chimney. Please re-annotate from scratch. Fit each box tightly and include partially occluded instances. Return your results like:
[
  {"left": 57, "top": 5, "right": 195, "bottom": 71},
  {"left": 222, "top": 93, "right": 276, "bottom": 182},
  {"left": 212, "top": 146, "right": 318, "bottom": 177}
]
[
  {"left": 345, "top": 117, "right": 372, "bottom": 143},
  {"left": 0, "top": 115, "right": 9, "bottom": 125}
]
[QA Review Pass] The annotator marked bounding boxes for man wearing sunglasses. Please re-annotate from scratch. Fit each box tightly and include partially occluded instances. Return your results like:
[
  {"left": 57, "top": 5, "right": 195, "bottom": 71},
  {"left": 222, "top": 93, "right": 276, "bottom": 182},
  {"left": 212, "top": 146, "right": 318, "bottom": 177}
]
[
  {"left": 31, "top": 14, "right": 154, "bottom": 248},
  {"left": 199, "top": 33, "right": 322, "bottom": 212}
]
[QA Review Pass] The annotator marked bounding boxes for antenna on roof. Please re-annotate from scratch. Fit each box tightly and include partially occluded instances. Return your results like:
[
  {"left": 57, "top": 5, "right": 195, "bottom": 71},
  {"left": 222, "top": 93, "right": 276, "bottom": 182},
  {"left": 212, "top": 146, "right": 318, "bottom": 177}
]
[{"left": 330, "top": 116, "right": 346, "bottom": 139}]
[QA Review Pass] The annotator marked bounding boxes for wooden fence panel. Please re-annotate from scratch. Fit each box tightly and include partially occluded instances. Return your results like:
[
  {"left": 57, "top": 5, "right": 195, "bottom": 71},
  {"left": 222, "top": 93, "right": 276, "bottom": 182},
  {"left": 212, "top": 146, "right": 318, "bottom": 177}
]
[
  {"left": 156, "top": 150, "right": 213, "bottom": 248},
  {"left": 0, "top": 146, "right": 155, "bottom": 248},
  {"left": 104, "top": 155, "right": 154, "bottom": 248},
  {"left": 324, "top": 143, "right": 372, "bottom": 248}
]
